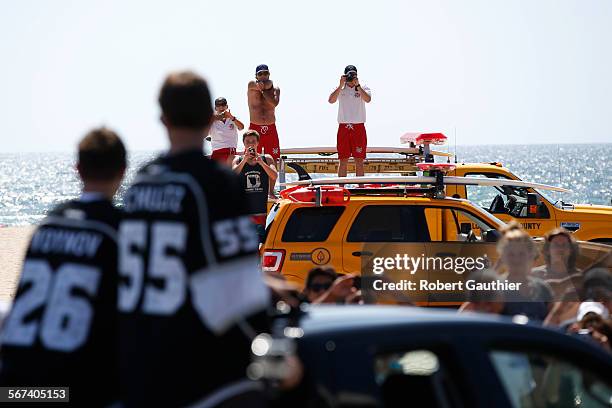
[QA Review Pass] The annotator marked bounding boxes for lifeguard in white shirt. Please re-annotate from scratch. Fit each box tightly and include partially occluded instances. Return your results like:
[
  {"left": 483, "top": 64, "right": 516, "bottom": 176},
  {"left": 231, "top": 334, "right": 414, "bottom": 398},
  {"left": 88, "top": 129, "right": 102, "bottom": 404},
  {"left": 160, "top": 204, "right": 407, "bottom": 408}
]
[
  {"left": 209, "top": 97, "right": 244, "bottom": 165},
  {"left": 328, "top": 65, "right": 372, "bottom": 177}
]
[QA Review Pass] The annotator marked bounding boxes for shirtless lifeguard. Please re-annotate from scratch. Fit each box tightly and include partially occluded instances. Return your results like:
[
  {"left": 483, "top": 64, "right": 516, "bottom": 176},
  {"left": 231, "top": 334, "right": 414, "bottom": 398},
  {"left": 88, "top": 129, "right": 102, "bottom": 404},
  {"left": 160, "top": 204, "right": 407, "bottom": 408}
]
[{"left": 248, "top": 64, "right": 281, "bottom": 161}]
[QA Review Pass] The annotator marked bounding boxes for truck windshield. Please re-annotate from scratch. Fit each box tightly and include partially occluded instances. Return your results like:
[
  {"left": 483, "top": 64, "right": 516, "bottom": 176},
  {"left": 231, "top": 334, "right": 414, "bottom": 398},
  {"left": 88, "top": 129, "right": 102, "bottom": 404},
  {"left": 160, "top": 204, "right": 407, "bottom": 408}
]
[
  {"left": 533, "top": 188, "right": 561, "bottom": 207},
  {"left": 467, "top": 202, "right": 506, "bottom": 228},
  {"left": 501, "top": 171, "right": 563, "bottom": 206},
  {"left": 464, "top": 172, "right": 562, "bottom": 208}
]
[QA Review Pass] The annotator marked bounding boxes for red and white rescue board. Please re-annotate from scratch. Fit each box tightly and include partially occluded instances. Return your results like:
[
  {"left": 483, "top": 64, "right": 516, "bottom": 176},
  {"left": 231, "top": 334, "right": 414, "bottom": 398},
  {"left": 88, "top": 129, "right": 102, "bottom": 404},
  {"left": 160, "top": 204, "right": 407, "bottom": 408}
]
[
  {"left": 401, "top": 132, "right": 448, "bottom": 145},
  {"left": 417, "top": 163, "right": 456, "bottom": 172}
]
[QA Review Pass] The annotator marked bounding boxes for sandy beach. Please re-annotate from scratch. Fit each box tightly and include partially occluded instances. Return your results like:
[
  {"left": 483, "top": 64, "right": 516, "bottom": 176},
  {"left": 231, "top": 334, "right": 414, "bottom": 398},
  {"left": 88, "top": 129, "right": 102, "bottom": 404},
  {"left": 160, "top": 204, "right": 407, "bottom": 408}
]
[{"left": 0, "top": 226, "right": 35, "bottom": 302}]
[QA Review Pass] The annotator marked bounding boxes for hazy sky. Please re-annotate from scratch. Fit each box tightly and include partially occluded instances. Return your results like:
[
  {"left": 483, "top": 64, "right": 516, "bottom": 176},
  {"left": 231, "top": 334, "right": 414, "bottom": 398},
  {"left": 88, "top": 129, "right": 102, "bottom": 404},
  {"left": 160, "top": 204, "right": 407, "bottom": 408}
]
[{"left": 2, "top": 0, "right": 611, "bottom": 153}]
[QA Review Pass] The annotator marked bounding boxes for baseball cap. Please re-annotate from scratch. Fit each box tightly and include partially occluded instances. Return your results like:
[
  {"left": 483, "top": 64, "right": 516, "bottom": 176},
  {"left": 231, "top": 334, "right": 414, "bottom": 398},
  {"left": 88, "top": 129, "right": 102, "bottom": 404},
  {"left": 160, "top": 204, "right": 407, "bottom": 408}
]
[
  {"left": 256, "top": 64, "right": 269, "bottom": 75},
  {"left": 344, "top": 65, "right": 357, "bottom": 75},
  {"left": 214, "top": 97, "right": 227, "bottom": 106},
  {"left": 577, "top": 301, "right": 610, "bottom": 321}
]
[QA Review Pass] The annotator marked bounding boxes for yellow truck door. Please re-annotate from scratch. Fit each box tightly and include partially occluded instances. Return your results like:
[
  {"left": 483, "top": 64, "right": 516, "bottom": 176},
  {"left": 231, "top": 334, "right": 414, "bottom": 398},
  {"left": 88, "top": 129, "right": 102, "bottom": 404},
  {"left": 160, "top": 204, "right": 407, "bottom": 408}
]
[
  {"left": 422, "top": 206, "right": 499, "bottom": 305},
  {"left": 341, "top": 203, "right": 429, "bottom": 304}
]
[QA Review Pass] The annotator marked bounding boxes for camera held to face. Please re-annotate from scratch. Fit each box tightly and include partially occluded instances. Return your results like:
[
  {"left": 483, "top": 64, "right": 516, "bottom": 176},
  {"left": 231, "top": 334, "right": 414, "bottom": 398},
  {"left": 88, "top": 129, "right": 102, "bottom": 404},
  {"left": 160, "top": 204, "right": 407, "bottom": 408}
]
[{"left": 345, "top": 72, "right": 357, "bottom": 82}]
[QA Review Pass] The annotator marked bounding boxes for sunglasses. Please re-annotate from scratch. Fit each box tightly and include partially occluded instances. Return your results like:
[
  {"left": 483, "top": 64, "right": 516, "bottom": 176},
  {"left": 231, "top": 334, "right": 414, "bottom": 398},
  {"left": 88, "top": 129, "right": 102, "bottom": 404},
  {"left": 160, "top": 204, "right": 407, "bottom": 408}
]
[{"left": 309, "top": 282, "right": 332, "bottom": 292}]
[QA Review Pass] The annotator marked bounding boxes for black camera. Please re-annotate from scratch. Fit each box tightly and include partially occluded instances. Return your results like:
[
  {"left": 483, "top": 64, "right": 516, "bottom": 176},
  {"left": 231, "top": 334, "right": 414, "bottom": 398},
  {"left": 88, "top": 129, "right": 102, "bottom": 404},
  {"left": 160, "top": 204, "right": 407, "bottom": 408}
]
[
  {"left": 248, "top": 147, "right": 256, "bottom": 154},
  {"left": 345, "top": 72, "right": 357, "bottom": 82}
]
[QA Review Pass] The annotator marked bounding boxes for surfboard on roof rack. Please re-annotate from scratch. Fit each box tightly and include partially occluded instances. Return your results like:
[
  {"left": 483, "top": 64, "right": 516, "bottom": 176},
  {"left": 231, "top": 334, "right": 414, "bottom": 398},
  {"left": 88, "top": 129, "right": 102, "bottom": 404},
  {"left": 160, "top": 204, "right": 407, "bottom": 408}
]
[{"left": 282, "top": 175, "right": 571, "bottom": 193}]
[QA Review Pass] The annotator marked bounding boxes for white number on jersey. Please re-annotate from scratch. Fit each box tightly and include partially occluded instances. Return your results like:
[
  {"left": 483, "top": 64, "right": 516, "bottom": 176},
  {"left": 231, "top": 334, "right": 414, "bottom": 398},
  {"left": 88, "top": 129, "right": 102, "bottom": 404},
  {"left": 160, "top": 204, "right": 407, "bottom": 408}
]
[
  {"left": 212, "top": 216, "right": 259, "bottom": 257},
  {"left": 2, "top": 260, "right": 101, "bottom": 352},
  {"left": 118, "top": 221, "right": 187, "bottom": 315}
]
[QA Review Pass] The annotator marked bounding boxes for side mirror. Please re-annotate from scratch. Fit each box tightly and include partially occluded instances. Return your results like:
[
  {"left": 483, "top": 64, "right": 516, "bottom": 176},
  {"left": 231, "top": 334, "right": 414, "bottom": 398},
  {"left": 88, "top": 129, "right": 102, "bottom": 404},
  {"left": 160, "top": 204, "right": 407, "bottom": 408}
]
[
  {"left": 460, "top": 223, "right": 472, "bottom": 235},
  {"left": 527, "top": 193, "right": 539, "bottom": 218},
  {"left": 483, "top": 229, "right": 501, "bottom": 243}
]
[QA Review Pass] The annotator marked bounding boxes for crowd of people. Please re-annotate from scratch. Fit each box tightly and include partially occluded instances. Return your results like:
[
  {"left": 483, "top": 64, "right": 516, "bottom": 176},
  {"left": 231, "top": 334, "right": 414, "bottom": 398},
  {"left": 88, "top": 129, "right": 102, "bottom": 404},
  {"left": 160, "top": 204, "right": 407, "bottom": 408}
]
[{"left": 0, "top": 67, "right": 609, "bottom": 407}]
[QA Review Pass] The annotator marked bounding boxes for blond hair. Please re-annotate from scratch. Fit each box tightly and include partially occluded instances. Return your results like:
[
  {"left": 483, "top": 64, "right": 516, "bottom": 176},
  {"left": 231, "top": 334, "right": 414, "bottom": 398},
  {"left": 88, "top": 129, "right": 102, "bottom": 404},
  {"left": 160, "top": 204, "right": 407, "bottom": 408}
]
[{"left": 497, "top": 221, "right": 538, "bottom": 258}]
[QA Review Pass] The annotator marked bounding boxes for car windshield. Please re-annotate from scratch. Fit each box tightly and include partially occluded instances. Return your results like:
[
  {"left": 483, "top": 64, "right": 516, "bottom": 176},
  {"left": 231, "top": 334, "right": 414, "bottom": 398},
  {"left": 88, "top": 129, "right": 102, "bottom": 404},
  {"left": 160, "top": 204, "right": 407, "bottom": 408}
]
[
  {"left": 500, "top": 170, "right": 566, "bottom": 206},
  {"left": 532, "top": 187, "right": 560, "bottom": 206},
  {"left": 464, "top": 172, "right": 564, "bottom": 208}
]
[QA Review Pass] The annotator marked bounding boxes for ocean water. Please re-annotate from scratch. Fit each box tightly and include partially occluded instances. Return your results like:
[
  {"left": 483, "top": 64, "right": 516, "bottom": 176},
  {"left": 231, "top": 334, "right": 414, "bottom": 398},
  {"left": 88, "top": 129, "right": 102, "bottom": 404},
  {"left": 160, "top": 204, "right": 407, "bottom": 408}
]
[
  {"left": 0, "top": 151, "right": 157, "bottom": 226},
  {"left": 454, "top": 144, "right": 612, "bottom": 207},
  {"left": 1, "top": 144, "right": 610, "bottom": 226}
]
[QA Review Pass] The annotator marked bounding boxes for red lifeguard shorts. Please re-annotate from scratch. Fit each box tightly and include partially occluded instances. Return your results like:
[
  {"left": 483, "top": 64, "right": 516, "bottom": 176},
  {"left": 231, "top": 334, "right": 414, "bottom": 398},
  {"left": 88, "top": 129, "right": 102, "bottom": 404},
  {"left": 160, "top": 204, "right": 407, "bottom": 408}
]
[
  {"left": 211, "top": 147, "right": 236, "bottom": 163},
  {"left": 337, "top": 123, "right": 367, "bottom": 160},
  {"left": 249, "top": 123, "right": 280, "bottom": 161}
]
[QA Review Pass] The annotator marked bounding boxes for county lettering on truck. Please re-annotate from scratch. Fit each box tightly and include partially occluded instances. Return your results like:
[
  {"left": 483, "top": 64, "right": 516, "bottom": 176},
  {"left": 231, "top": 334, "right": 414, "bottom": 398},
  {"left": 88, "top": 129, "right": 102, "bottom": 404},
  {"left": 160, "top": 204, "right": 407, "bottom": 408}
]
[
  {"left": 521, "top": 222, "right": 542, "bottom": 231},
  {"left": 445, "top": 162, "right": 612, "bottom": 243}
]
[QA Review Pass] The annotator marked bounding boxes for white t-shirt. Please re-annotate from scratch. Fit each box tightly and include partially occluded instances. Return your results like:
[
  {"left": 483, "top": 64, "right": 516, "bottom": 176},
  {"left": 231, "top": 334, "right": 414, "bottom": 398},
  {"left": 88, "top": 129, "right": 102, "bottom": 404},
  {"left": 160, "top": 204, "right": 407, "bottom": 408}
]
[
  {"left": 337, "top": 84, "right": 371, "bottom": 124},
  {"left": 209, "top": 119, "right": 238, "bottom": 150}
]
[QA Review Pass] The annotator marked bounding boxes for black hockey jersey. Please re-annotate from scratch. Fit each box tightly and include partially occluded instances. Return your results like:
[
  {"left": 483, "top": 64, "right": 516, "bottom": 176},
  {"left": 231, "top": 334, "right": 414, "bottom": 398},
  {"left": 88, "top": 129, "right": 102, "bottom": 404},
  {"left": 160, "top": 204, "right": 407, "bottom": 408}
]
[
  {"left": 118, "top": 150, "right": 269, "bottom": 407},
  {"left": 0, "top": 198, "right": 121, "bottom": 407}
]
